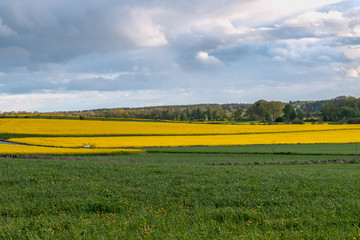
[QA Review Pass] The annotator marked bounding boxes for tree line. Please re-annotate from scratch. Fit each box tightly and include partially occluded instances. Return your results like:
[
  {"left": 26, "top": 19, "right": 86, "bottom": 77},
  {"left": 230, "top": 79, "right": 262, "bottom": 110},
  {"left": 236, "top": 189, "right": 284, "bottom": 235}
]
[
  {"left": 64, "top": 104, "right": 250, "bottom": 122},
  {"left": 1, "top": 96, "right": 359, "bottom": 123},
  {"left": 321, "top": 96, "right": 360, "bottom": 123}
]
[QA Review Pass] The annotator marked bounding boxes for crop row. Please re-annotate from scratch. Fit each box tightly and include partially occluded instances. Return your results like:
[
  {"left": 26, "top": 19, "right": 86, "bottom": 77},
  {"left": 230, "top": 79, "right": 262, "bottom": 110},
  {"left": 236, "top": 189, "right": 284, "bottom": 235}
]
[
  {"left": 1, "top": 119, "right": 360, "bottom": 136},
  {"left": 8, "top": 128, "right": 360, "bottom": 148},
  {"left": 0, "top": 144, "right": 144, "bottom": 155}
]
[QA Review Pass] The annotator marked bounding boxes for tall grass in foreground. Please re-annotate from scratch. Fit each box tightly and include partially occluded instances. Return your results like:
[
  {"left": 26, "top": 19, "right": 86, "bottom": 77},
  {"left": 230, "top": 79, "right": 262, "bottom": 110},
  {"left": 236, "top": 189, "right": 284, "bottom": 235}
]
[{"left": 0, "top": 156, "right": 359, "bottom": 239}]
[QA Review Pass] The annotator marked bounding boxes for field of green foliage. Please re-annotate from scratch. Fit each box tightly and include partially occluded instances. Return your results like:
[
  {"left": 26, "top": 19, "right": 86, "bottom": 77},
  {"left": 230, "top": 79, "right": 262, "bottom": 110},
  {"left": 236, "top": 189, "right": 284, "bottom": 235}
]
[{"left": 0, "top": 144, "right": 359, "bottom": 239}]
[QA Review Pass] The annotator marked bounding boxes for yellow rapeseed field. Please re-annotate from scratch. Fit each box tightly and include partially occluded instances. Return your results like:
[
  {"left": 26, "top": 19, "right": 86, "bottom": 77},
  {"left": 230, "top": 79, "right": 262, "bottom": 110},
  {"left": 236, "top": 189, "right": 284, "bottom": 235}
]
[
  {"left": 8, "top": 129, "right": 360, "bottom": 147},
  {"left": 2, "top": 118, "right": 360, "bottom": 152},
  {"left": 1, "top": 118, "right": 360, "bottom": 135},
  {"left": 0, "top": 144, "right": 144, "bottom": 155}
]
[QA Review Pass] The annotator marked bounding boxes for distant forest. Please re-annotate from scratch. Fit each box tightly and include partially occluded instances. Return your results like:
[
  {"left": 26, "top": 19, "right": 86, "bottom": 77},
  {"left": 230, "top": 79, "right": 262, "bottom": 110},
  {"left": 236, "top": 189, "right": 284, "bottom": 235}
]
[{"left": 2, "top": 96, "right": 360, "bottom": 123}]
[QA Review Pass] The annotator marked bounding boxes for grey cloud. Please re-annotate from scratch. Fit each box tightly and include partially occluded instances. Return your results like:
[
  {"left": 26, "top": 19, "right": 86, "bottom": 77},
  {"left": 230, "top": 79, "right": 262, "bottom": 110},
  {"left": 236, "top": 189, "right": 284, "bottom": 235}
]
[
  {"left": 0, "top": 1, "right": 170, "bottom": 65},
  {"left": 337, "top": 37, "right": 360, "bottom": 45},
  {"left": 0, "top": 47, "right": 29, "bottom": 60},
  {"left": 0, "top": 17, "right": 17, "bottom": 37},
  {"left": 0, "top": 0, "right": 359, "bottom": 107},
  {"left": 0, "top": 0, "right": 248, "bottom": 66},
  {"left": 0, "top": 0, "right": 349, "bottom": 67},
  {"left": 64, "top": 72, "right": 172, "bottom": 92}
]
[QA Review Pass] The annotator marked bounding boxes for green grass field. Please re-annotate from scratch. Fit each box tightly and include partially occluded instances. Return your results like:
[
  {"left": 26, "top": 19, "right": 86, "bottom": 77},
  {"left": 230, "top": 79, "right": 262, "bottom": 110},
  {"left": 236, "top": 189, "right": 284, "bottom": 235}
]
[
  {"left": 144, "top": 143, "right": 360, "bottom": 156},
  {"left": 0, "top": 144, "right": 360, "bottom": 239}
]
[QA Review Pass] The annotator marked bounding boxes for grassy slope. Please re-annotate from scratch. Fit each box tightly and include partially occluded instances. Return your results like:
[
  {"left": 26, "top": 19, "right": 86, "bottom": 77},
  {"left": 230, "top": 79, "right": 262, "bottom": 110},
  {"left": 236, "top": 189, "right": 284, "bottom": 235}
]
[{"left": 0, "top": 154, "right": 359, "bottom": 239}]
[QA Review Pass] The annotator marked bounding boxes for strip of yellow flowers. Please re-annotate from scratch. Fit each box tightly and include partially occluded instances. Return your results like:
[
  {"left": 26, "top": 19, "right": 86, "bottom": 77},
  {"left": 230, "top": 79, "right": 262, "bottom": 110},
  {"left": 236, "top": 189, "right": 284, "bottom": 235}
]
[
  {"left": 8, "top": 129, "right": 360, "bottom": 148},
  {"left": 2, "top": 118, "right": 360, "bottom": 136},
  {"left": 0, "top": 144, "right": 144, "bottom": 155}
]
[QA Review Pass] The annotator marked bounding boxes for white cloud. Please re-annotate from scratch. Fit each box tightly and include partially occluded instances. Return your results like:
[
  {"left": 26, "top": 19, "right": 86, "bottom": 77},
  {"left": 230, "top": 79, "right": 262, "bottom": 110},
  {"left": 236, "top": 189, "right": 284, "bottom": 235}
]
[
  {"left": 188, "top": 19, "right": 250, "bottom": 50},
  {"left": 0, "top": 89, "right": 195, "bottom": 112},
  {"left": 119, "top": 8, "right": 168, "bottom": 47},
  {"left": 335, "top": 64, "right": 360, "bottom": 80},
  {"left": 267, "top": 38, "right": 341, "bottom": 64},
  {"left": 339, "top": 45, "right": 360, "bottom": 60},
  {"left": 196, "top": 51, "right": 224, "bottom": 66},
  {"left": 286, "top": 12, "right": 335, "bottom": 35},
  {"left": 337, "top": 45, "right": 360, "bottom": 80},
  {"left": 283, "top": 8, "right": 360, "bottom": 37},
  {"left": 76, "top": 72, "right": 134, "bottom": 80},
  {"left": 0, "top": 91, "right": 129, "bottom": 112},
  {"left": 214, "top": 0, "right": 344, "bottom": 27},
  {"left": 195, "top": 19, "right": 248, "bottom": 37},
  {"left": 345, "top": 67, "right": 360, "bottom": 78}
]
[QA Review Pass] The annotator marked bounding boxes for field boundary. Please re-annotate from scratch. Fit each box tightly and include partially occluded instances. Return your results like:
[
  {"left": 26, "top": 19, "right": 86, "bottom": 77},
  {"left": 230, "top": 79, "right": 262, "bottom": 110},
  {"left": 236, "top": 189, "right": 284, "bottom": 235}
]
[
  {"left": 2, "top": 127, "right": 360, "bottom": 139},
  {"left": 208, "top": 158, "right": 360, "bottom": 165}
]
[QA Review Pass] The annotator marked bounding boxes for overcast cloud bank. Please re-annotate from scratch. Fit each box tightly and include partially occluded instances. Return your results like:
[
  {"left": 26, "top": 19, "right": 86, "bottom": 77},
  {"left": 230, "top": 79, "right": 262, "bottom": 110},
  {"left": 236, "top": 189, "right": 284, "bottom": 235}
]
[{"left": 0, "top": 0, "right": 359, "bottom": 111}]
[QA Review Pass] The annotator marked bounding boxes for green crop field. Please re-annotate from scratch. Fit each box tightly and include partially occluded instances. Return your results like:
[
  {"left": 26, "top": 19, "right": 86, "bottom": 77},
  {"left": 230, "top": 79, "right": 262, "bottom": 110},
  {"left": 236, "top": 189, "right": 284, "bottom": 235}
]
[
  {"left": 143, "top": 143, "right": 360, "bottom": 156},
  {"left": 0, "top": 145, "right": 359, "bottom": 239}
]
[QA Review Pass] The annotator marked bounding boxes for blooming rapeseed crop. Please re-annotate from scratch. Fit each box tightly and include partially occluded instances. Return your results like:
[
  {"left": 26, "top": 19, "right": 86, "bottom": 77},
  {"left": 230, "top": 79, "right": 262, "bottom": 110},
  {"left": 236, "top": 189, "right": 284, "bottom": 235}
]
[
  {"left": 1, "top": 118, "right": 360, "bottom": 136},
  {"left": 0, "top": 144, "right": 144, "bottom": 155},
  {"left": 2, "top": 118, "right": 360, "bottom": 152},
  {"left": 8, "top": 129, "right": 360, "bottom": 148}
]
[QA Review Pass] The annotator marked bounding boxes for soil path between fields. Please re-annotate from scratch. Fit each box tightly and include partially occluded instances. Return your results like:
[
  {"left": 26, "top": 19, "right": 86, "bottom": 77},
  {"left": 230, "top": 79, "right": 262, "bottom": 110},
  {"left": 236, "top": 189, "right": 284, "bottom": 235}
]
[{"left": 0, "top": 140, "right": 23, "bottom": 145}]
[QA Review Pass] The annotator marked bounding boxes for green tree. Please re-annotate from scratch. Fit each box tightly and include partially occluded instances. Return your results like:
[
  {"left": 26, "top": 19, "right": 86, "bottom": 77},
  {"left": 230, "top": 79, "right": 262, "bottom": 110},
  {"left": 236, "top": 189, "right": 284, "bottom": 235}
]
[
  {"left": 180, "top": 111, "right": 188, "bottom": 121},
  {"left": 339, "top": 106, "right": 360, "bottom": 119},
  {"left": 246, "top": 100, "right": 267, "bottom": 120},
  {"left": 267, "top": 101, "right": 284, "bottom": 120},
  {"left": 283, "top": 104, "right": 296, "bottom": 121},
  {"left": 296, "top": 108, "right": 304, "bottom": 120},
  {"left": 206, "top": 108, "right": 214, "bottom": 121},
  {"left": 321, "top": 101, "right": 338, "bottom": 121},
  {"left": 246, "top": 100, "right": 284, "bottom": 121},
  {"left": 265, "top": 111, "right": 272, "bottom": 122},
  {"left": 234, "top": 107, "right": 244, "bottom": 121}
]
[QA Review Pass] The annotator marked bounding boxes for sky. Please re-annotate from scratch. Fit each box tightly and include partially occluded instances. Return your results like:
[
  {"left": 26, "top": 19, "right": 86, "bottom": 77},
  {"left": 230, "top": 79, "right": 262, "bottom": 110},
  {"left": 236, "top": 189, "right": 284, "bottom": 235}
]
[{"left": 0, "top": 0, "right": 360, "bottom": 112}]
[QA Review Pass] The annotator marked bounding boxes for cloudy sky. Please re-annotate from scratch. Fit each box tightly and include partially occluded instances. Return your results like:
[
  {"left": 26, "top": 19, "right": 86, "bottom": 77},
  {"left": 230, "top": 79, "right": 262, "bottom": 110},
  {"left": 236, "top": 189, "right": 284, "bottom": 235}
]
[{"left": 0, "top": 0, "right": 360, "bottom": 112}]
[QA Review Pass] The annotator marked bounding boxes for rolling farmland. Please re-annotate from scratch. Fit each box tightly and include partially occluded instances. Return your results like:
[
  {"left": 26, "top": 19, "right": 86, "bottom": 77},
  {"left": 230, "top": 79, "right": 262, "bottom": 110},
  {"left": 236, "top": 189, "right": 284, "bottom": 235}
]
[{"left": 0, "top": 118, "right": 360, "bottom": 239}]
